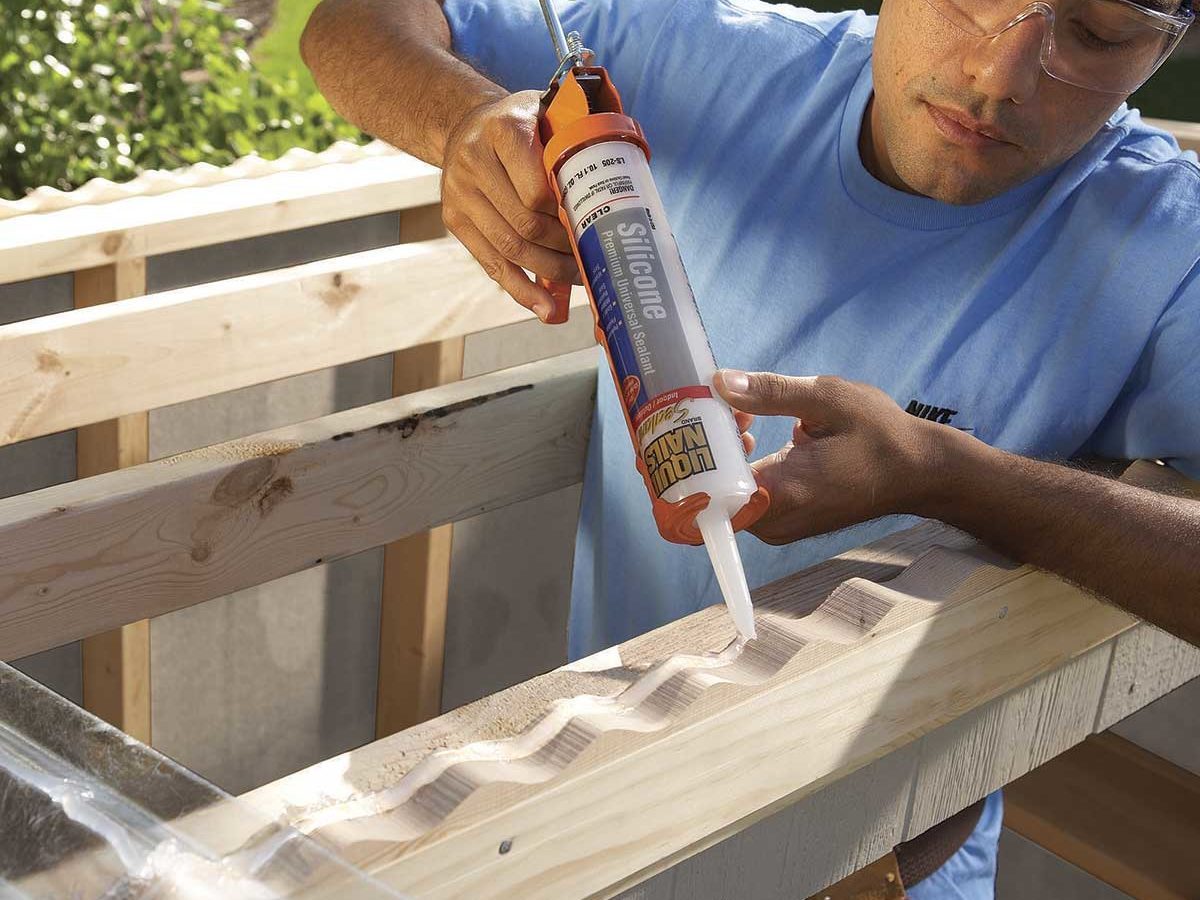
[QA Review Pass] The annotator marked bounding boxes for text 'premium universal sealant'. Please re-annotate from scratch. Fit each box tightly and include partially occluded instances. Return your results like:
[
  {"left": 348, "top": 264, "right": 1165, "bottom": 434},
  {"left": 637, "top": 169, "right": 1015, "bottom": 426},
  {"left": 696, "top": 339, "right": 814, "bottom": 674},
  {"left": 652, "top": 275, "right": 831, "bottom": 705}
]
[{"left": 533, "top": 12, "right": 769, "bottom": 641}]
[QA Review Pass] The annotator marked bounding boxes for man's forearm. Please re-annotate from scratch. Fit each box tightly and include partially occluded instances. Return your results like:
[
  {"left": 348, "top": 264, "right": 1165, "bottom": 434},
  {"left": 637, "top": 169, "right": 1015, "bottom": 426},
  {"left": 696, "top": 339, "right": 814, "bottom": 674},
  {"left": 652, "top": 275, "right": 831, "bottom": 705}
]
[
  {"left": 920, "top": 430, "right": 1200, "bottom": 645},
  {"left": 301, "top": 0, "right": 506, "bottom": 165}
]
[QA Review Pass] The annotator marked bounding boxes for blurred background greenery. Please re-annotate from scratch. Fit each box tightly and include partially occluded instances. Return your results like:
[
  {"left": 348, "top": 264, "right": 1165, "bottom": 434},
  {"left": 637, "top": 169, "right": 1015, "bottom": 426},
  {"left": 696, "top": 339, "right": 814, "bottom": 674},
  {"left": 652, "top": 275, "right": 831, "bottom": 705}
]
[
  {"left": 0, "top": 0, "right": 358, "bottom": 200},
  {"left": 1, "top": 0, "right": 1195, "bottom": 200}
]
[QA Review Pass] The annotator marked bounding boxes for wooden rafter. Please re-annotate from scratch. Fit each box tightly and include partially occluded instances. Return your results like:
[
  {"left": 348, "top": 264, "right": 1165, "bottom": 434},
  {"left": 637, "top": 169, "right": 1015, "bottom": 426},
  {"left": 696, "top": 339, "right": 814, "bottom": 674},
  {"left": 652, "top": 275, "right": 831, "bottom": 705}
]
[
  {"left": 0, "top": 351, "right": 595, "bottom": 661},
  {"left": 0, "top": 153, "right": 439, "bottom": 282},
  {"left": 242, "top": 522, "right": 1160, "bottom": 900},
  {"left": 0, "top": 239, "right": 587, "bottom": 445}
]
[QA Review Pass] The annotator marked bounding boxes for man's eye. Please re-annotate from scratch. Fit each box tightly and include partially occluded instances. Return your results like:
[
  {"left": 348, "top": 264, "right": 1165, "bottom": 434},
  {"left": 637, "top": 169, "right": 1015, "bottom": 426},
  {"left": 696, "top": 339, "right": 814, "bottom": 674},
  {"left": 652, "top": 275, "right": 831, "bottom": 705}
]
[{"left": 1070, "top": 20, "right": 1135, "bottom": 51}]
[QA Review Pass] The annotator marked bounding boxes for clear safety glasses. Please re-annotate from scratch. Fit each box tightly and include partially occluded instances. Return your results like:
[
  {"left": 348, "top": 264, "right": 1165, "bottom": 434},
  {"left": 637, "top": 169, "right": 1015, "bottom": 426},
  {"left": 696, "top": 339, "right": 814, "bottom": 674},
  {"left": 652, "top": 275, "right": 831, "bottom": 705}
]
[{"left": 919, "top": 0, "right": 1194, "bottom": 93}]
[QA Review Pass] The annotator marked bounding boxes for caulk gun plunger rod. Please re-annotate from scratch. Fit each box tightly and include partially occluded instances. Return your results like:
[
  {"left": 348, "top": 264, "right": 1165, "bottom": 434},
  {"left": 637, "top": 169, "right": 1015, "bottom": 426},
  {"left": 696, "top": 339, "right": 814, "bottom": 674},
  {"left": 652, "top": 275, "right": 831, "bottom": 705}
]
[{"left": 538, "top": 0, "right": 573, "bottom": 63}]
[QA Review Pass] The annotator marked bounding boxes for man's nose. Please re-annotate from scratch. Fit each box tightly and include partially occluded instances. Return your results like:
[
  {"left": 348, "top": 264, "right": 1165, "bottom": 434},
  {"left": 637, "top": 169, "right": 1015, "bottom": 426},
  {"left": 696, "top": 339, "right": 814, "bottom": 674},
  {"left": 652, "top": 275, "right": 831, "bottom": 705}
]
[{"left": 961, "top": 13, "right": 1046, "bottom": 105}]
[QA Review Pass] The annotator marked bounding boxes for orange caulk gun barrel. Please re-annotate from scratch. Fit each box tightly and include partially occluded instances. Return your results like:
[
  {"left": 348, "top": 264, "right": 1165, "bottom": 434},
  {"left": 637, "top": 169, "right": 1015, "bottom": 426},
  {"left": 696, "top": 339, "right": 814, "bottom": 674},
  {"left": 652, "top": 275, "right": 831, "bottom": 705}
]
[{"left": 533, "top": 8, "right": 768, "bottom": 640}]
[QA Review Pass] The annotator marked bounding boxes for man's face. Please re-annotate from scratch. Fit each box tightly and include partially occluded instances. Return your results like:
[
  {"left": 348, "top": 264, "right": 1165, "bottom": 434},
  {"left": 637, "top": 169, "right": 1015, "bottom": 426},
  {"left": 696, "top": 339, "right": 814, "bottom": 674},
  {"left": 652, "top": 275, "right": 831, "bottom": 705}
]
[{"left": 865, "top": 0, "right": 1132, "bottom": 204}]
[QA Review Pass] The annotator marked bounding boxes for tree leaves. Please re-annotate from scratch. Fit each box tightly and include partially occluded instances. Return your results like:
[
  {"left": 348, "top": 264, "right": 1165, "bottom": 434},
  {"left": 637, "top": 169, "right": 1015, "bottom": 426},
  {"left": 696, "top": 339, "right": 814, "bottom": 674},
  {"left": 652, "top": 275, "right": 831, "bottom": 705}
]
[{"left": 0, "top": 0, "right": 362, "bottom": 199}]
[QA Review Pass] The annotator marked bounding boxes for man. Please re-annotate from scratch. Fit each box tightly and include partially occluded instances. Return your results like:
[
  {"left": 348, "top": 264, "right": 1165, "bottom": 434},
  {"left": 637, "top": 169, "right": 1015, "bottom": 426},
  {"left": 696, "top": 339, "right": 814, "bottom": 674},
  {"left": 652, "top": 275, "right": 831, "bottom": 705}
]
[{"left": 301, "top": 0, "right": 1200, "bottom": 895}]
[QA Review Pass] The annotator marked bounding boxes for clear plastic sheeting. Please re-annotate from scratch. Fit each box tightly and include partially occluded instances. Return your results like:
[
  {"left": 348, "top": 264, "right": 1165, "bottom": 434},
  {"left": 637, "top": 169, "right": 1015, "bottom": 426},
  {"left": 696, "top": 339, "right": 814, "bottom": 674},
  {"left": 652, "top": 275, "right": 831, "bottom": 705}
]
[{"left": 0, "top": 661, "right": 408, "bottom": 899}]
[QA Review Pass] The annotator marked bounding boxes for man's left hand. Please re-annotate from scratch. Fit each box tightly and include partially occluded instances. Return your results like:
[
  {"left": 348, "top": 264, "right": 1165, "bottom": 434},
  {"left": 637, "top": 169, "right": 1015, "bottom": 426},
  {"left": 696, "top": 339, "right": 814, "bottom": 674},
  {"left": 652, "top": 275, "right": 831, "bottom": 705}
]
[{"left": 713, "top": 369, "right": 949, "bottom": 544}]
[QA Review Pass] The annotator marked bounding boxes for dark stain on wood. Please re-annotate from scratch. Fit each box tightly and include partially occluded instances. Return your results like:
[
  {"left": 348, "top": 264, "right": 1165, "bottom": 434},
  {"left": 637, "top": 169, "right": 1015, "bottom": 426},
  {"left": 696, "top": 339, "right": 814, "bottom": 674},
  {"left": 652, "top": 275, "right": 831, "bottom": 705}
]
[
  {"left": 332, "top": 431, "right": 355, "bottom": 441},
  {"left": 376, "top": 384, "right": 533, "bottom": 439},
  {"left": 37, "top": 349, "right": 63, "bottom": 373},
  {"left": 194, "top": 461, "right": 297, "bottom": 562},
  {"left": 257, "top": 476, "right": 294, "bottom": 515},
  {"left": 101, "top": 232, "right": 124, "bottom": 256},
  {"left": 211, "top": 457, "right": 278, "bottom": 507},
  {"left": 321, "top": 272, "right": 361, "bottom": 313}
]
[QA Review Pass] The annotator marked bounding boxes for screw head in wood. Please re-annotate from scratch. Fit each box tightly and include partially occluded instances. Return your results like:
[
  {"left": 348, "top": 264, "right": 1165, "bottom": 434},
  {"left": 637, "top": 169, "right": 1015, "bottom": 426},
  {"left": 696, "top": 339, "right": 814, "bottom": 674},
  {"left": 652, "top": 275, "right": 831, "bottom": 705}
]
[{"left": 499, "top": 839, "right": 513, "bottom": 855}]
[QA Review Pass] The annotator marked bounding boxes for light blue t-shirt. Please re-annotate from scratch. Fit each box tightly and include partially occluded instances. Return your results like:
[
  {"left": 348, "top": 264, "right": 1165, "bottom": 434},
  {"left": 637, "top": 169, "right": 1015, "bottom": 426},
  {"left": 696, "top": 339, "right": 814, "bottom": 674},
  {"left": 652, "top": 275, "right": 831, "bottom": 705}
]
[
  {"left": 443, "top": 3, "right": 1197, "bottom": 895},
  {"left": 444, "top": 0, "right": 1200, "bottom": 659}
]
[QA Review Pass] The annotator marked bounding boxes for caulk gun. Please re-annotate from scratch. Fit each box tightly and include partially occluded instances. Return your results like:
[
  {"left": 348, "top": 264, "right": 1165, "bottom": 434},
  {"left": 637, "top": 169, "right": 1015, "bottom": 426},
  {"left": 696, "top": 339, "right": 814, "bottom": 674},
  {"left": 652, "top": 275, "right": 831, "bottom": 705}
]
[{"left": 533, "top": 2, "right": 770, "bottom": 641}]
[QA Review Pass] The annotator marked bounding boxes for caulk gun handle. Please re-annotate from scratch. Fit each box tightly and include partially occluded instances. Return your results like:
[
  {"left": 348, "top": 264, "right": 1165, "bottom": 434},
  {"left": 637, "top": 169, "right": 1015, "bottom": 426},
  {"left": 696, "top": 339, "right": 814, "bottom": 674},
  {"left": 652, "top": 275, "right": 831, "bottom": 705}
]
[{"left": 535, "top": 276, "right": 573, "bottom": 325}]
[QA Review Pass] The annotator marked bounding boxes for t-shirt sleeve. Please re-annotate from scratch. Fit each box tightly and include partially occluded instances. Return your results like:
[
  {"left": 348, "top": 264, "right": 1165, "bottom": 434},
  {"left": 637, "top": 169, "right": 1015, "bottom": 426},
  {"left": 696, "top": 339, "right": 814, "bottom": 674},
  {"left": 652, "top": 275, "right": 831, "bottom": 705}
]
[
  {"left": 441, "top": 0, "right": 680, "bottom": 97},
  {"left": 1084, "top": 260, "right": 1200, "bottom": 480}
]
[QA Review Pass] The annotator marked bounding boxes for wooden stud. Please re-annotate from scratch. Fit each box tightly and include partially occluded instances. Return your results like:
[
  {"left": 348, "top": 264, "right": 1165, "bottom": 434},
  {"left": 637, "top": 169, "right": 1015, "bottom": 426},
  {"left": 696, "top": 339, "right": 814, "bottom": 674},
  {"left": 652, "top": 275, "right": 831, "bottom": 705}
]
[
  {"left": 1005, "top": 732, "right": 1200, "bottom": 900},
  {"left": 376, "top": 204, "right": 464, "bottom": 738},
  {"left": 74, "top": 259, "right": 152, "bottom": 743}
]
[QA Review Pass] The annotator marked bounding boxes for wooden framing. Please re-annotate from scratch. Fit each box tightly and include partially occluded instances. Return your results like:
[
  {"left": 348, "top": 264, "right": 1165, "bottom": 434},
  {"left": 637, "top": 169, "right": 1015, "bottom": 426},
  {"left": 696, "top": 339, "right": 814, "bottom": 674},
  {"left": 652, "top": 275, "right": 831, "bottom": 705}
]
[
  {"left": 0, "top": 239, "right": 587, "bottom": 445},
  {"left": 2, "top": 121, "right": 1197, "bottom": 894},
  {"left": 376, "top": 204, "right": 464, "bottom": 738},
  {"left": 1005, "top": 731, "right": 1200, "bottom": 900},
  {"left": 74, "top": 259, "right": 153, "bottom": 742},
  {"left": 0, "top": 350, "right": 595, "bottom": 661},
  {"left": 1147, "top": 117, "right": 1200, "bottom": 154},
  {"left": 240, "top": 523, "right": 1198, "bottom": 900},
  {"left": 0, "top": 152, "right": 438, "bottom": 282}
]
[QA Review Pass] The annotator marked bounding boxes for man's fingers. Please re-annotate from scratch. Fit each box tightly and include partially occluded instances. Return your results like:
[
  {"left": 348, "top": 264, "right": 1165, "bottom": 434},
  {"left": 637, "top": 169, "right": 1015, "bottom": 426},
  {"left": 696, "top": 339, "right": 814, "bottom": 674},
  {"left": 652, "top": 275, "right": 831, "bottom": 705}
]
[
  {"left": 750, "top": 444, "right": 791, "bottom": 483},
  {"left": 485, "top": 168, "right": 574, "bottom": 255},
  {"left": 465, "top": 190, "right": 580, "bottom": 284},
  {"left": 733, "top": 409, "right": 755, "bottom": 455},
  {"left": 714, "top": 369, "right": 844, "bottom": 423},
  {"left": 495, "top": 123, "right": 561, "bottom": 216},
  {"left": 448, "top": 219, "right": 560, "bottom": 321}
]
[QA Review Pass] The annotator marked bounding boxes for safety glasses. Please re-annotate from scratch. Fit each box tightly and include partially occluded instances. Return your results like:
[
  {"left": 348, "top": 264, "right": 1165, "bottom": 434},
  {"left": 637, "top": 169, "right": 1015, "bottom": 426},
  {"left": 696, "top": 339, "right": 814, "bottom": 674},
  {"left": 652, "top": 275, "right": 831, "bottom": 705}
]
[{"left": 919, "top": 0, "right": 1194, "bottom": 93}]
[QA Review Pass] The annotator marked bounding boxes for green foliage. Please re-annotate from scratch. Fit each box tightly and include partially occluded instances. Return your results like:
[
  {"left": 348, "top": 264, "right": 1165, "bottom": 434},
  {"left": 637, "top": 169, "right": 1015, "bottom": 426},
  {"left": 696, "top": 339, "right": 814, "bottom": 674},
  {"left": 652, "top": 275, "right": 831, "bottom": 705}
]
[
  {"left": 0, "top": 0, "right": 361, "bottom": 200},
  {"left": 253, "top": 0, "right": 325, "bottom": 101}
]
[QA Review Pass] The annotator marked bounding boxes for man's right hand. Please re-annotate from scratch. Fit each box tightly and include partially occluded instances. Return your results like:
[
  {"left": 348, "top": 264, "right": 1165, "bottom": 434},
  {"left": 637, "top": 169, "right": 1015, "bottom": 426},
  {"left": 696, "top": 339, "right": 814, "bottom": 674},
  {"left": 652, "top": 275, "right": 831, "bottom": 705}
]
[{"left": 441, "top": 91, "right": 581, "bottom": 322}]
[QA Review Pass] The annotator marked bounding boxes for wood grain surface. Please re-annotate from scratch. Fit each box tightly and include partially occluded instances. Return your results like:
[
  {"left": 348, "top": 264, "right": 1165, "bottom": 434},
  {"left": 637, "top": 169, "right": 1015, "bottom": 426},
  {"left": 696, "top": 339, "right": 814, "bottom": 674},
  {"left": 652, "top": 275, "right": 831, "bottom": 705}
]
[
  {"left": 0, "top": 350, "right": 595, "bottom": 660},
  {"left": 1, "top": 239, "right": 588, "bottom": 444},
  {"left": 243, "top": 524, "right": 1138, "bottom": 900}
]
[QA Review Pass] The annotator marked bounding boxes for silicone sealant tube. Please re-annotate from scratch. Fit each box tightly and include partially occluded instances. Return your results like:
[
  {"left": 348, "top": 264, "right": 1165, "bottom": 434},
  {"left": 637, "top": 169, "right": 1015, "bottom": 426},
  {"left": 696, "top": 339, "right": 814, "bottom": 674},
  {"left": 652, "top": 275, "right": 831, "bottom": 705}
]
[{"left": 555, "top": 139, "right": 762, "bottom": 640}]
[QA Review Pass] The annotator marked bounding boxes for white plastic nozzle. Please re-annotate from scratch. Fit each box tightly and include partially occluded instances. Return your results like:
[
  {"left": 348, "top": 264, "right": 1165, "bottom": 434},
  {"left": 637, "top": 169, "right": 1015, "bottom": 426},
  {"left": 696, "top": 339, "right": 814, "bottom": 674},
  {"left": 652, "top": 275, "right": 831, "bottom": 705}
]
[{"left": 696, "top": 506, "right": 757, "bottom": 642}]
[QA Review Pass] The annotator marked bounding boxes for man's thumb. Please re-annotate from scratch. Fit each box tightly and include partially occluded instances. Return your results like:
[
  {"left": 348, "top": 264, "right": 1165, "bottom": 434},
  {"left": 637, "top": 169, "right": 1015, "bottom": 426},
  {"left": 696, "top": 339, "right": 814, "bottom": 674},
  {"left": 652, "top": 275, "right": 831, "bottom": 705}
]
[{"left": 714, "top": 369, "right": 830, "bottom": 419}]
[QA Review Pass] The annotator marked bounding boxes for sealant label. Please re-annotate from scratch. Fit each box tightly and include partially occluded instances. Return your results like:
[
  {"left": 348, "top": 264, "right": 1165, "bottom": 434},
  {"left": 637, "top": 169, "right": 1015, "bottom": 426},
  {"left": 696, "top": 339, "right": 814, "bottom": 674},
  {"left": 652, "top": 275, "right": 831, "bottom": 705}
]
[
  {"left": 577, "top": 206, "right": 716, "bottom": 497},
  {"left": 577, "top": 206, "right": 705, "bottom": 418}
]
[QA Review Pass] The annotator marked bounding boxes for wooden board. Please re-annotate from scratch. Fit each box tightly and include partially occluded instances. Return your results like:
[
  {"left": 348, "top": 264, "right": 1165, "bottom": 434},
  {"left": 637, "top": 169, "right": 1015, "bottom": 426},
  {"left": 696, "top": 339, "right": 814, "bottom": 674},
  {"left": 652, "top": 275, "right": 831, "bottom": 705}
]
[
  {"left": 1005, "top": 732, "right": 1200, "bottom": 900},
  {"left": 377, "top": 203, "right": 464, "bottom": 738},
  {"left": 995, "top": 829, "right": 1132, "bottom": 900},
  {"left": 74, "top": 259, "right": 153, "bottom": 743},
  {"left": 903, "top": 642, "right": 1112, "bottom": 838},
  {"left": 0, "top": 153, "right": 439, "bottom": 283},
  {"left": 241, "top": 524, "right": 1138, "bottom": 900},
  {"left": 0, "top": 238, "right": 589, "bottom": 445},
  {"left": 1096, "top": 624, "right": 1200, "bottom": 732},
  {"left": 1146, "top": 117, "right": 1200, "bottom": 155},
  {"left": 0, "top": 350, "right": 596, "bottom": 661},
  {"left": 605, "top": 637, "right": 1137, "bottom": 900}
]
